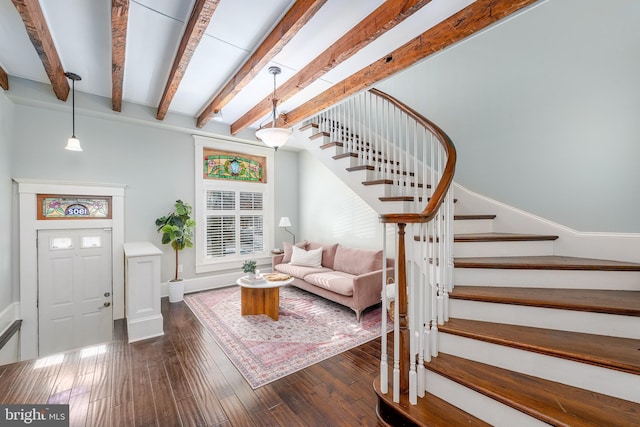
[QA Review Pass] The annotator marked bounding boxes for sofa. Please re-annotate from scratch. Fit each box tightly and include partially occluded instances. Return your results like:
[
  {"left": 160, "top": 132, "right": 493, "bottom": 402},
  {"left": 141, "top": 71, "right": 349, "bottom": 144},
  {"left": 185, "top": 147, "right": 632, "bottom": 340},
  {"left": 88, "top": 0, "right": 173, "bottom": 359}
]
[{"left": 272, "top": 241, "right": 394, "bottom": 320}]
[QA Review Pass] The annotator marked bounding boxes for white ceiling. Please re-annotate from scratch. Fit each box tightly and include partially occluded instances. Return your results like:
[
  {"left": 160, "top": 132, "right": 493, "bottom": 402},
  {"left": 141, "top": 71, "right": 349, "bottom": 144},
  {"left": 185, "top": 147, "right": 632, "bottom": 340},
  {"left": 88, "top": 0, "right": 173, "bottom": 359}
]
[{"left": 0, "top": 0, "right": 474, "bottom": 131}]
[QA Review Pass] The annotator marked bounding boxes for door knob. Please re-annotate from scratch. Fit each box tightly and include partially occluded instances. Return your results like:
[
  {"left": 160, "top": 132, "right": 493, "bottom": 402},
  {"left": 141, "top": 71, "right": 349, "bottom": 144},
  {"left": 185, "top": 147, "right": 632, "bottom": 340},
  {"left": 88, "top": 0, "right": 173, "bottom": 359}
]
[{"left": 99, "top": 301, "right": 111, "bottom": 309}]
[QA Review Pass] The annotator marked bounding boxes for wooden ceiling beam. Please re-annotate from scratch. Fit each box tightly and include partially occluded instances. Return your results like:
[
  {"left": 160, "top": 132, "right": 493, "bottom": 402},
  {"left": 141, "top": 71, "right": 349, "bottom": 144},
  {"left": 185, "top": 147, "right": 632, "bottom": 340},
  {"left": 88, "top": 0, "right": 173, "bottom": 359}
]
[
  {"left": 282, "top": 0, "right": 539, "bottom": 128},
  {"left": 111, "top": 0, "right": 130, "bottom": 112},
  {"left": 11, "top": 0, "right": 69, "bottom": 101},
  {"left": 231, "top": 0, "right": 432, "bottom": 135},
  {"left": 0, "top": 66, "right": 8, "bottom": 90},
  {"left": 156, "top": 0, "right": 220, "bottom": 120},
  {"left": 196, "top": 0, "right": 327, "bottom": 128}
]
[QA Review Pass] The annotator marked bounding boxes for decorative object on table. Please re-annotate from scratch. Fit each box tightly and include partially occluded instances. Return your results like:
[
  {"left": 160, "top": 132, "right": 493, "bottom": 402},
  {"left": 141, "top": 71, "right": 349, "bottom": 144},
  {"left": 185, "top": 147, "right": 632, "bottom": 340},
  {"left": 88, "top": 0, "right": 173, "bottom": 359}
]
[
  {"left": 155, "top": 200, "right": 195, "bottom": 302},
  {"left": 278, "top": 216, "right": 296, "bottom": 243},
  {"left": 255, "top": 66, "right": 291, "bottom": 150},
  {"left": 262, "top": 273, "right": 291, "bottom": 282},
  {"left": 242, "top": 259, "right": 259, "bottom": 278},
  {"left": 184, "top": 285, "right": 389, "bottom": 389}
]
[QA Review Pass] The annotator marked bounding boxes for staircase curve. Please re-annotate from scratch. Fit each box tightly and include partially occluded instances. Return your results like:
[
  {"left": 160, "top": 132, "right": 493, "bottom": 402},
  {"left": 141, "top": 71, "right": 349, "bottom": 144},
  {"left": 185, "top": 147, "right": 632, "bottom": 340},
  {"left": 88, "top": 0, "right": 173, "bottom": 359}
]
[{"left": 297, "top": 89, "right": 640, "bottom": 426}]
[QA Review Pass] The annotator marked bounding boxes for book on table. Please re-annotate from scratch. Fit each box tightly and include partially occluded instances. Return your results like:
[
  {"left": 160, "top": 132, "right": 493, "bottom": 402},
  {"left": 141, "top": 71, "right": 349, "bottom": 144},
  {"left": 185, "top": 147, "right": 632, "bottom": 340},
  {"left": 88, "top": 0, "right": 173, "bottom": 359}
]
[{"left": 241, "top": 276, "right": 266, "bottom": 285}]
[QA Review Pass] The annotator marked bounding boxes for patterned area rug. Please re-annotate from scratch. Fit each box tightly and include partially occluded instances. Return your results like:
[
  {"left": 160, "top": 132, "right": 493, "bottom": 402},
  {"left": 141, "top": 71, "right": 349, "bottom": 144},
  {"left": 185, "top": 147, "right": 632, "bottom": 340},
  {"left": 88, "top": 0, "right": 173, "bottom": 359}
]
[{"left": 184, "top": 285, "right": 385, "bottom": 389}]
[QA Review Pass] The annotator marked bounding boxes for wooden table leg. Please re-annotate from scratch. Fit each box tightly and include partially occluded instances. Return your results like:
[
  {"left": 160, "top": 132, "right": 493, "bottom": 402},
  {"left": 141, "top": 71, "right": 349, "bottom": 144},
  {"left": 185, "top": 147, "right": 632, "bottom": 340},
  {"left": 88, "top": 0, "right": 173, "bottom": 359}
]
[
  {"left": 263, "top": 287, "right": 280, "bottom": 320},
  {"left": 240, "top": 286, "right": 280, "bottom": 320}
]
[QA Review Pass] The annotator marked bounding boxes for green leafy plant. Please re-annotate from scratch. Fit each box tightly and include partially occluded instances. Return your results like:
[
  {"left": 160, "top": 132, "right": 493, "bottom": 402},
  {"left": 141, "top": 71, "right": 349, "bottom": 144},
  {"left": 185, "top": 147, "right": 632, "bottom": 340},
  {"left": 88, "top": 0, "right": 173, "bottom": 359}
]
[
  {"left": 155, "top": 200, "right": 195, "bottom": 281},
  {"left": 242, "top": 259, "right": 257, "bottom": 274}
]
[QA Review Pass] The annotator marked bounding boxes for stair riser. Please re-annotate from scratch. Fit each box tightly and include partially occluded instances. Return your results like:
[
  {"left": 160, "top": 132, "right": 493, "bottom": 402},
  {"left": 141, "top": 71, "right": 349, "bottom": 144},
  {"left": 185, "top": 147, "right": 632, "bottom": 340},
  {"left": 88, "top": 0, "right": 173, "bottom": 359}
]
[
  {"left": 454, "top": 220, "right": 494, "bottom": 234},
  {"left": 423, "top": 370, "right": 547, "bottom": 427},
  {"left": 454, "top": 241, "right": 554, "bottom": 258},
  {"left": 449, "top": 299, "right": 640, "bottom": 339},
  {"left": 454, "top": 268, "right": 640, "bottom": 290},
  {"left": 439, "top": 334, "right": 640, "bottom": 403}
]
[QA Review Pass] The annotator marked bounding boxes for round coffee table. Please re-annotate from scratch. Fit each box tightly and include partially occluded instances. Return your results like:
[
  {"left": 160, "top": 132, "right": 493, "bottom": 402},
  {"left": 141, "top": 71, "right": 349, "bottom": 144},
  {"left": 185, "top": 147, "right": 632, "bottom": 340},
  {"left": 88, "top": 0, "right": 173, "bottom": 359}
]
[{"left": 236, "top": 275, "right": 294, "bottom": 320}]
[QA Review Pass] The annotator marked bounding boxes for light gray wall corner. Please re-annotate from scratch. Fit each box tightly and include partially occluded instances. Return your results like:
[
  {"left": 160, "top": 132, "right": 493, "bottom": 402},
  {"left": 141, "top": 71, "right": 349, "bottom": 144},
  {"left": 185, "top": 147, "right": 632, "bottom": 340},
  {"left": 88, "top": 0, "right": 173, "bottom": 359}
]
[
  {"left": 377, "top": 0, "right": 640, "bottom": 233},
  {"left": 0, "top": 89, "right": 14, "bottom": 315},
  {"left": 273, "top": 149, "right": 299, "bottom": 249}
]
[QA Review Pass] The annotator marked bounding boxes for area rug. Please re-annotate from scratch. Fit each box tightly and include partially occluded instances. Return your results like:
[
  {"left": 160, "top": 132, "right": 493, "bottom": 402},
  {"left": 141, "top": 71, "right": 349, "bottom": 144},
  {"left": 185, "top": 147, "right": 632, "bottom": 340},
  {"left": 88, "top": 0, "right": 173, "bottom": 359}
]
[{"left": 184, "top": 285, "right": 386, "bottom": 389}]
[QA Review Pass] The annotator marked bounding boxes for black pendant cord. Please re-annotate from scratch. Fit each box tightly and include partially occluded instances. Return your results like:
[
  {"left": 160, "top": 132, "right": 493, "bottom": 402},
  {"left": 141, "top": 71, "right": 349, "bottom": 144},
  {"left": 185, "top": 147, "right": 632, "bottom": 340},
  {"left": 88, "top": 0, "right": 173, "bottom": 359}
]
[{"left": 71, "top": 78, "right": 76, "bottom": 138}]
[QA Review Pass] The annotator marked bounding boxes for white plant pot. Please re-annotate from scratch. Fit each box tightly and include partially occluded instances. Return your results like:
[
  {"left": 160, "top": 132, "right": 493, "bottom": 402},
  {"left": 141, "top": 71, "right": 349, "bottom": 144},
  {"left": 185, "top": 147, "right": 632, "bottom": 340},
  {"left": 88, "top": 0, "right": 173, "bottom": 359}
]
[{"left": 168, "top": 279, "right": 185, "bottom": 303}]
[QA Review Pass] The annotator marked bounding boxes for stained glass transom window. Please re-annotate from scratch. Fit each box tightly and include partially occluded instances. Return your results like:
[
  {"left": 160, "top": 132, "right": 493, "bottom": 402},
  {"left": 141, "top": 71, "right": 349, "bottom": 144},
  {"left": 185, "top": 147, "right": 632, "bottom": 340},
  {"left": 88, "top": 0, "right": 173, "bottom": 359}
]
[
  {"left": 37, "top": 195, "right": 112, "bottom": 220},
  {"left": 203, "top": 148, "right": 266, "bottom": 183}
]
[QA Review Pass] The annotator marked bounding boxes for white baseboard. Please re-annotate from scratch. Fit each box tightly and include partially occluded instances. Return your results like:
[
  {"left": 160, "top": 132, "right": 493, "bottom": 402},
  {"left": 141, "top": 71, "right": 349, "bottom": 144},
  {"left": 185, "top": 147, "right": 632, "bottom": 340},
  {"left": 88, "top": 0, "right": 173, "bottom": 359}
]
[{"left": 160, "top": 270, "right": 264, "bottom": 297}]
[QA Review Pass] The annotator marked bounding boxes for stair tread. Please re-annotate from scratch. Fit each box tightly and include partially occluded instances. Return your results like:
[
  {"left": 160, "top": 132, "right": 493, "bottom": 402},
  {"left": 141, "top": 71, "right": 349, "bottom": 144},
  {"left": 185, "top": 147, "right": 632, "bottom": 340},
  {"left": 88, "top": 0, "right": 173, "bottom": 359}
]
[
  {"left": 374, "top": 376, "right": 490, "bottom": 426},
  {"left": 426, "top": 353, "right": 640, "bottom": 426},
  {"left": 451, "top": 286, "right": 640, "bottom": 316},
  {"left": 454, "top": 232, "right": 559, "bottom": 242},
  {"left": 440, "top": 318, "right": 640, "bottom": 374},
  {"left": 454, "top": 214, "right": 496, "bottom": 220},
  {"left": 454, "top": 255, "right": 640, "bottom": 271}
]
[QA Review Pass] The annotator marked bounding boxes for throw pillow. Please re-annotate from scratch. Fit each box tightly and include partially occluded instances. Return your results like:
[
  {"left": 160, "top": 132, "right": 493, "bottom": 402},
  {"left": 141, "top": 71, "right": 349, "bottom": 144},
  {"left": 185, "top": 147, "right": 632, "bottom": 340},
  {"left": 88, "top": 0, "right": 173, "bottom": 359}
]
[
  {"left": 282, "top": 241, "right": 307, "bottom": 263},
  {"left": 333, "top": 245, "right": 383, "bottom": 276},
  {"left": 290, "top": 246, "right": 323, "bottom": 268},
  {"left": 306, "top": 242, "right": 339, "bottom": 269}
]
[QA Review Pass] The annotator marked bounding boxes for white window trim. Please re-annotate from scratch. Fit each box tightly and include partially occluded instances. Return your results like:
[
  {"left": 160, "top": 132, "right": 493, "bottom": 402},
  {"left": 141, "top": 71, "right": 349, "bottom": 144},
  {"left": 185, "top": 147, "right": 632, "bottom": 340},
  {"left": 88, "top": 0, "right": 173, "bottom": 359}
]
[{"left": 194, "top": 135, "right": 274, "bottom": 274}]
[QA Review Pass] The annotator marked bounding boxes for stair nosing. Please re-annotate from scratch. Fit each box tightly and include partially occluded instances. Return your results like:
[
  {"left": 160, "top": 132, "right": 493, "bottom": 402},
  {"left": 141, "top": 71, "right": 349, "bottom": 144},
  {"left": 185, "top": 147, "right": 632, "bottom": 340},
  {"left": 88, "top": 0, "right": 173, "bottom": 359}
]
[
  {"left": 439, "top": 318, "right": 640, "bottom": 375},
  {"left": 450, "top": 286, "right": 640, "bottom": 317},
  {"left": 426, "top": 353, "right": 640, "bottom": 426}
]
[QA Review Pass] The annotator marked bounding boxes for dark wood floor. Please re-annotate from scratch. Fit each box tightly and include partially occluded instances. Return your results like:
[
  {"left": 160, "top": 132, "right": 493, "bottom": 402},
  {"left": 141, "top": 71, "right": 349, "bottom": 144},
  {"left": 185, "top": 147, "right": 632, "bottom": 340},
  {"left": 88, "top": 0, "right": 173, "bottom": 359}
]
[{"left": 0, "top": 298, "right": 385, "bottom": 426}]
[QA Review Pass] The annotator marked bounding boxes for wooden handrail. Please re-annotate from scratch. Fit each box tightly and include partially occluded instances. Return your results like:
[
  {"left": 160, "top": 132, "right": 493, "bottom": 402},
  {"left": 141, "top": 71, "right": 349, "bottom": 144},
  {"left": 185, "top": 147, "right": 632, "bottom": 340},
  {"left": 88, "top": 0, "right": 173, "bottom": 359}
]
[{"left": 372, "top": 88, "right": 456, "bottom": 224}]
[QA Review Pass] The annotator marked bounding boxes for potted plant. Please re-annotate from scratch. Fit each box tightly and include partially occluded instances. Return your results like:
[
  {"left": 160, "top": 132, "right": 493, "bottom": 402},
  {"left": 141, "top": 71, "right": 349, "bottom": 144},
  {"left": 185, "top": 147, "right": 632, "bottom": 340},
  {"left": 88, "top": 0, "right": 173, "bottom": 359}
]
[
  {"left": 155, "top": 200, "right": 195, "bottom": 302},
  {"left": 242, "top": 259, "right": 259, "bottom": 279}
]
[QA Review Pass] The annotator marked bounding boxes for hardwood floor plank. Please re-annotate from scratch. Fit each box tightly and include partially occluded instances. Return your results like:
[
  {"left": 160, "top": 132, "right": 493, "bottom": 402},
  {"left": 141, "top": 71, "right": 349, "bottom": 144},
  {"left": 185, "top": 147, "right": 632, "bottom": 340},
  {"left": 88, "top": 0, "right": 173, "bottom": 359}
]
[
  {"left": 219, "top": 394, "right": 257, "bottom": 427},
  {"left": 90, "top": 361, "right": 113, "bottom": 402},
  {"left": 68, "top": 392, "right": 90, "bottom": 427},
  {"left": 175, "top": 396, "right": 208, "bottom": 427},
  {"left": 148, "top": 360, "right": 182, "bottom": 427},
  {"left": 130, "top": 358, "right": 157, "bottom": 427},
  {"left": 111, "top": 402, "right": 134, "bottom": 427},
  {"left": 111, "top": 351, "right": 132, "bottom": 407},
  {"left": 86, "top": 397, "right": 112, "bottom": 427},
  {"left": 162, "top": 350, "right": 192, "bottom": 401}
]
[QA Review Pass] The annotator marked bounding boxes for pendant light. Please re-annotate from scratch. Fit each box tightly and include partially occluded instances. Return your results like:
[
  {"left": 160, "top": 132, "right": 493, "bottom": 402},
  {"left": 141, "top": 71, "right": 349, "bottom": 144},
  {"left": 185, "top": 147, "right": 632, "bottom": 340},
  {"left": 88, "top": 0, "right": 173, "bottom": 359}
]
[
  {"left": 255, "top": 66, "right": 291, "bottom": 150},
  {"left": 64, "top": 72, "right": 83, "bottom": 151}
]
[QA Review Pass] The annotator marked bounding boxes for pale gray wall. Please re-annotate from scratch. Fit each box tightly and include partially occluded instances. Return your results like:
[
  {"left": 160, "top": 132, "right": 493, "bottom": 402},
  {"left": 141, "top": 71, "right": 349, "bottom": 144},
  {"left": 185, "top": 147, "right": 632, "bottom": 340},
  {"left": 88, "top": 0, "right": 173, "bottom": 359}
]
[
  {"left": 377, "top": 0, "right": 640, "bottom": 232},
  {"left": 298, "top": 150, "right": 382, "bottom": 250},
  {"left": 9, "top": 84, "right": 299, "bottom": 283},
  {"left": 0, "top": 90, "right": 13, "bottom": 313}
]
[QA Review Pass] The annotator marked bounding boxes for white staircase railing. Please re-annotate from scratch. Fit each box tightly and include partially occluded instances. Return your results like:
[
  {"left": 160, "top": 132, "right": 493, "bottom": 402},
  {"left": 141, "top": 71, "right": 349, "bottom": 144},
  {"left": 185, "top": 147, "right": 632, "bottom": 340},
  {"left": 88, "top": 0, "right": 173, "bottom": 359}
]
[{"left": 305, "top": 88, "right": 456, "bottom": 405}]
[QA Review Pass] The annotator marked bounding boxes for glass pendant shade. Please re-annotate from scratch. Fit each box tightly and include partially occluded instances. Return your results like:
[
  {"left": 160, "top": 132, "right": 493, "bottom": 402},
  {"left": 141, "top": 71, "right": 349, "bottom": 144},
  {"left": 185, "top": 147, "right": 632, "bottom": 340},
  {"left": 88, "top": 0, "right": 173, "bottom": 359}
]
[
  {"left": 256, "top": 127, "right": 292, "bottom": 149},
  {"left": 65, "top": 137, "right": 82, "bottom": 151}
]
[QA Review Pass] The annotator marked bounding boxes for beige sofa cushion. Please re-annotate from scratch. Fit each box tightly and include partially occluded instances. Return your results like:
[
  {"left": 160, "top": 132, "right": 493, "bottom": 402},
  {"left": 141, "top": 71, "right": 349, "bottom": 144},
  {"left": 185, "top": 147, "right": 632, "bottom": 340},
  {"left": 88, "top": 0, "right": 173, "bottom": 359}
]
[
  {"left": 333, "top": 245, "right": 383, "bottom": 276},
  {"left": 303, "top": 271, "right": 355, "bottom": 296},
  {"left": 275, "top": 263, "right": 330, "bottom": 279}
]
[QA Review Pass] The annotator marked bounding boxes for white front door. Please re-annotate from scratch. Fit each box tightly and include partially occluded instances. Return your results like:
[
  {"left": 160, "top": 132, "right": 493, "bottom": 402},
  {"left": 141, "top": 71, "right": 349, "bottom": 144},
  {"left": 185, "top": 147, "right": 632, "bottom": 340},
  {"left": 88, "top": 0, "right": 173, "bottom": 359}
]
[{"left": 37, "top": 228, "right": 113, "bottom": 357}]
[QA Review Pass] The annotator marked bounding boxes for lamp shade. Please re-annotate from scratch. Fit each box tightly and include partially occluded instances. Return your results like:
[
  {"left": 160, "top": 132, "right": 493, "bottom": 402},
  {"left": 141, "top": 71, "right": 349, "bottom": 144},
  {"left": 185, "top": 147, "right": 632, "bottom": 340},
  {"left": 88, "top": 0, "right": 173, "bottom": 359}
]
[
  {"left": 256, "top": 127, "right": 292, "bottom": 149},
  {"left": 278, "top": 217, "right": 292, "bottom": 227},
  {"left": 65, "top": 137, "right": 83, "bottom": 151}
]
